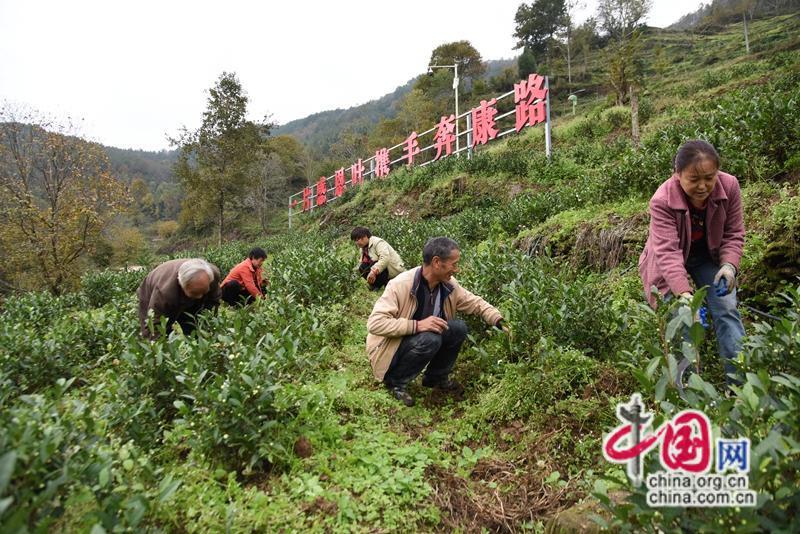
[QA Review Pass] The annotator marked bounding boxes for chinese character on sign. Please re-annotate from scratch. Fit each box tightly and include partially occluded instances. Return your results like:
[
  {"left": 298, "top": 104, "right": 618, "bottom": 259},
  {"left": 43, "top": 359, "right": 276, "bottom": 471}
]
[
  {"left": 375, "top": 148, "right": 390, "bottom": 178},
  {"left": 514, "top": 73, "right": 547, "bottom": 132},
  {"left": 717, "top": 438, "right": 750, "bottom": 473},
  {"left": 603, "top": 394, "right": 713, "bottom": 486},
  {"left": 316, "top": 177, "right": 327, "bottom": 206},
  {"left": 404, "top": 132, "right": 420, "bottom": 166},
  {"left": 471, "top": 99, "right": 499, "bottom": 147},
  {"left": 302, "top": 186, "right": 312, "bottom": 212},
  {"left": 350, "top": 159, "right": 365, "bottom": 186},
  {"left": 334, "top": 168, "right": 346, "bottom": 197},
  {"left": 433, "top": 114, "right": 456, "bottom": 160}
]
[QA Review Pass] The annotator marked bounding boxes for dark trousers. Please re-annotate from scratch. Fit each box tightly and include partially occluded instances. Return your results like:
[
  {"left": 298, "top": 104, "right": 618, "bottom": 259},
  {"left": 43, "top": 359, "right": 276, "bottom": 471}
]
[
  {"left": 221, "top": 280, "right": 255, "bottom": 307},
  {"left": 359, "top": 261, "right": 390, "bottom": 290},
  {"left": 383, "top": 319, "right": 468, "bottom": 388}
]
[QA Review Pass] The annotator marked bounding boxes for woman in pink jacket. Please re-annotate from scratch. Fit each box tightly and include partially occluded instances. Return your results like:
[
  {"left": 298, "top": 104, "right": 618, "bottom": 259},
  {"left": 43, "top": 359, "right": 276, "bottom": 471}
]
[{"left": 639, "top": 140, "right": 745, "bottom": 384}]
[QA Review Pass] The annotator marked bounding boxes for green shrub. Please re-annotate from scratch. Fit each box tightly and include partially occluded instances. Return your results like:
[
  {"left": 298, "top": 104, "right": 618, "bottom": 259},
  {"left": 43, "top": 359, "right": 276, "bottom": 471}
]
[
  {"left": 601, "top": 106, "right": 631, "bottom": 130},
  {"left": 81, "top": 268, "right": 146, "bottom": 308}
]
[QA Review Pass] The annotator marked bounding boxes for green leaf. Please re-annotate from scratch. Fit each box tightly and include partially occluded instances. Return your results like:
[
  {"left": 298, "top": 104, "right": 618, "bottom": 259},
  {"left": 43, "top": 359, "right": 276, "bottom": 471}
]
[
  {"left": 645, "top": 356, "right": 660, "bottom": 379},
  {"left": 655, "top": 374, "right": 669, "bottom": 401},
  {"left": 666, "top": 313, "right": 684, "bottom": 341},
  {"left": 0, "top": 496, "right": 13, "bottom": 517},
  {"left": 158, "top": 475, "right": 182, "bottom": 504},
  {"left": 99, "top": 467, "right": 110, "bottom": 488},
  {"left": 0, "top": 451, "right": 16, "bottom": 495}
]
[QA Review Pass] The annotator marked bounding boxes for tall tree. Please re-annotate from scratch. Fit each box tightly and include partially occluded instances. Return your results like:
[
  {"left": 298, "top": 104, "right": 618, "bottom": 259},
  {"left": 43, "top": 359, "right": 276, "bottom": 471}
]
[
  {"left": 427, "top": 41, "right": 486, "bottom": 80},
  {"left": 597, "top": 0, "right": 651, "bottom": 40},
  {"left": 572, "top": 18, "right": 599, "bottom": 78},
  {"left": 0, "top": 106, "right": 129, "bottom": 293},
  {"left": 518, "top": 46, "right": 539, "bottom": 78},
  {"left": 597, "top": 0, "right": 651, "bottom": 104},
  {"left": 171, "top": 72, "right": 272, "bottom": 245},
  {"left": 513, "top": 0, "right": 568, "bottom": 69},
  {"left": 557, "top": 0, "right": 584, "bottom": 86}
]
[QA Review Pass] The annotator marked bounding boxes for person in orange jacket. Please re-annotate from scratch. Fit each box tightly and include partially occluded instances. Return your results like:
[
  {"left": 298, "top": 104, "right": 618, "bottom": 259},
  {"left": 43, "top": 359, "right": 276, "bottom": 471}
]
[{"left": 221, "top": 247, "right": 268, "bottom": 306}]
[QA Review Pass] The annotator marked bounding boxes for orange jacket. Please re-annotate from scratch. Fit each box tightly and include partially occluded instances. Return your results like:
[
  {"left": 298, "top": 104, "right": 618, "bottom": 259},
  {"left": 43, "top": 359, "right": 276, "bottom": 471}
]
[{"left": 221, "top": 259, "right": 264, "bottom": 298}]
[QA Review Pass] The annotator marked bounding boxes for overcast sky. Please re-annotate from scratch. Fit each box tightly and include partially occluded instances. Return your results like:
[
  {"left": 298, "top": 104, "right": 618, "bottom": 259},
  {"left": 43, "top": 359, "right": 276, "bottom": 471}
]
[{"left": 0, "top": 0, "right": 705, "bottom": 151}]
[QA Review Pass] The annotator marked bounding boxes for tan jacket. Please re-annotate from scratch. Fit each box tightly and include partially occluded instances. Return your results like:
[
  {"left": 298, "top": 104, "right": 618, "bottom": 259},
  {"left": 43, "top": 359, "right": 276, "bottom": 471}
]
[
  {"left": 356, "top": 236, "right": 405, "bottom": 278},
  {"left": 137, "top": 258, "right": 221, "bottom": 338},
  {"left": 366, "top": 267, "right": 502, "bottom": 381}
]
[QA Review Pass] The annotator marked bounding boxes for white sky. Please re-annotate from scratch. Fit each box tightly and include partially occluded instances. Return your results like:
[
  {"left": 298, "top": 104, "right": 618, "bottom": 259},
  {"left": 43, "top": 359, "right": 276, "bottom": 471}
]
[{"left": 0, "top": 0, "right": 705, "bottom": 151}]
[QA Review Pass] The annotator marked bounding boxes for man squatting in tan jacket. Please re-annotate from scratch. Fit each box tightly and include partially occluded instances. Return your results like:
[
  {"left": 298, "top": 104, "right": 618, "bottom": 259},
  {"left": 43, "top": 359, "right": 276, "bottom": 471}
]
[{"left": 366, "top": 237, "right": 507, "bottom": 406}]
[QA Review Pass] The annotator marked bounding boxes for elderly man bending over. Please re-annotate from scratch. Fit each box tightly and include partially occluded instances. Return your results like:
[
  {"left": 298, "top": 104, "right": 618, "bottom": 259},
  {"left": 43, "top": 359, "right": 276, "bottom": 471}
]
[
  {"left": 137, "top": 258, "right": 221, "bottom": 339},
  {"left": 366, "top": 237, "right": 506, "bottom": 406}
]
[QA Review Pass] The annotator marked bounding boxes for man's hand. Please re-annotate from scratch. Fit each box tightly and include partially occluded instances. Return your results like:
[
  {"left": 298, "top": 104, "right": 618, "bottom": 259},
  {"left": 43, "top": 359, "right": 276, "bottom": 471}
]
[
  {"left": 417, "top": 316, "right": 449, "bottom": 334},
  {"left": 366, "top": 268, "right": 378, "bottom": 285},
  {"left": 495, "top": 319, "right": 510, "bottom": 335},
  {"left": 713, "top": 263, "right": 736, "bottom": 295}
]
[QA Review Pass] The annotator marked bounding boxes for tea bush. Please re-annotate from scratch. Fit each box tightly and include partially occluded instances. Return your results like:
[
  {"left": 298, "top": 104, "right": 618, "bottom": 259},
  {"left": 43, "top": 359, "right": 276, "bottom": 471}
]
[
  {"left": 269, "top": 237, "right": 354, "bottom": 306},
  {"left": 81, "top": 268, "right": 146, "bottom": 308}
]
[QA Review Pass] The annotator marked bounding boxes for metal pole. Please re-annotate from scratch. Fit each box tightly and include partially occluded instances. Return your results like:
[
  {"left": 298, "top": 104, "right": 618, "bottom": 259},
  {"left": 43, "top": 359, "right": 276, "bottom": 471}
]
[
  {"left": 465, "top": 113, "right": 473, "bottom": 159},
  {"left": 545, "top": 76, "right": 552, "bottom": 160},
  {"left": 454, "top": 63, "right": 459, "bottom": 157}
]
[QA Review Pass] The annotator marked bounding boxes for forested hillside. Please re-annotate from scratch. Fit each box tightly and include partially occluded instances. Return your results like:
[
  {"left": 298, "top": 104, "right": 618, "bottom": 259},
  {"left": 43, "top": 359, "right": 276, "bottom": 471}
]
[
  {"left": 274, "top": 58, "right": 517, "bottom": 163},
  {"left": 1, "top": 10, "right": 799, "bottom": 533}
]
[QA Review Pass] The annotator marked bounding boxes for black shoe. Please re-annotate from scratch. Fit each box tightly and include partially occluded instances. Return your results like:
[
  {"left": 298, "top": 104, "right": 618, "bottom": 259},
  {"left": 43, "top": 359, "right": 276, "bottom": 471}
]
[
  {"left": 388, "top": 386, "right": 415, "bottom": 407},
  {"left": 422, "top": 377, "right": 462, "bottom": 392}
]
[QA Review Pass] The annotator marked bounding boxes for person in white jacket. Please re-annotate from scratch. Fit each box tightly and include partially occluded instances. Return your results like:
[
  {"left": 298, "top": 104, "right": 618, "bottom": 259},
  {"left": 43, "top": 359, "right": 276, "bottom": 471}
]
[{"left": 351, "top": 226, "right": 406, "bottom": 290}]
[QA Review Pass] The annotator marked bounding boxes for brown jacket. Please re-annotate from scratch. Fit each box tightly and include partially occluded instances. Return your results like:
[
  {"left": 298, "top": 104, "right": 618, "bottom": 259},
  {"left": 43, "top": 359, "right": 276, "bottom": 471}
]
[
  {"left": 366, "top": 267, "right": 502, "bottom": 381},
  {"left": 137, "top": 258, "right": 221, "bottom": 338}
]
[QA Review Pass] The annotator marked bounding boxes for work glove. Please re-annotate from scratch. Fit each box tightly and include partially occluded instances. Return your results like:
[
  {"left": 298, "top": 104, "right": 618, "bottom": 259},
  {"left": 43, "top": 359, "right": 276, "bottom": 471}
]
[{"left": 713, "top": 263, "right": 736, "bottom": 295}]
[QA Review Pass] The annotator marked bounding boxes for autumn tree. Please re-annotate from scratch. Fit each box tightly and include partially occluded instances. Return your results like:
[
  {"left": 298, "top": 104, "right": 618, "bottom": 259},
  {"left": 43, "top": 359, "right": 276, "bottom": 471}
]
[
  {"left": 171, "top": 72, "right": 272, "bottom": 246},
  {"left": 0, "top": 105, "right": 129, "bottom": 293}
]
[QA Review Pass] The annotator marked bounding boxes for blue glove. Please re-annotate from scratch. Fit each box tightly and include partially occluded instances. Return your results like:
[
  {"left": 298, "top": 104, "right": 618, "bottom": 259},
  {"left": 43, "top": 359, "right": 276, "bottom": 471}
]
[
  {"left": 698, "top": 306, "right": 709, "bottom": 328},
  {"left": 714, "top": 278, "right": 728, "bottom": 297}
]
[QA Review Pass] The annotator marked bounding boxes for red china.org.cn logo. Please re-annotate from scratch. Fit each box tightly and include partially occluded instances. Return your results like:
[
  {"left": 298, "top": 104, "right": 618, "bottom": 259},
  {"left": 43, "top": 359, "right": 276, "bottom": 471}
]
[{"left": 602, "top": 394, "right": 757, "bottom": 507}]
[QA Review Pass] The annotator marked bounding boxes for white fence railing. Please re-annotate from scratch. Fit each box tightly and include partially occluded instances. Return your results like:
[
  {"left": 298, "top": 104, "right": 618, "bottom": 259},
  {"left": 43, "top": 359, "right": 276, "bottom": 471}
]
[{"left": 288, "top": 72, "right": 551, "bottom": 227}]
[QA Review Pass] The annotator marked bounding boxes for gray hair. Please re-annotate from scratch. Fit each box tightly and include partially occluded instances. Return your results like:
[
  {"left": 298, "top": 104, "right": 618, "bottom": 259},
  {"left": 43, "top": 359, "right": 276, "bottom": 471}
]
[
  {"left": 422, "top": 237, "right": 460, "bottom": 265},
  {"left": 177, "top": 259, "right": 214, "bottom": 288}
]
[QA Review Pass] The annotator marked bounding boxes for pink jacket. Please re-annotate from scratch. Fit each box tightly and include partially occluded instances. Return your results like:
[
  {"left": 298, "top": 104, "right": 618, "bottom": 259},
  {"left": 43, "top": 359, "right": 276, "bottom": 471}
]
[{"left": 639, "top": 171, "right": 744, "bottom": 307}]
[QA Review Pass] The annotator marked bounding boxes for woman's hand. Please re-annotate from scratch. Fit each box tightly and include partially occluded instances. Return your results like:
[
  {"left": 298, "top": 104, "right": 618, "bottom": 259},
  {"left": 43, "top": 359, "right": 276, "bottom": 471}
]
[{"left": 713, "top": 263, "right": 736, "bottom": 294}]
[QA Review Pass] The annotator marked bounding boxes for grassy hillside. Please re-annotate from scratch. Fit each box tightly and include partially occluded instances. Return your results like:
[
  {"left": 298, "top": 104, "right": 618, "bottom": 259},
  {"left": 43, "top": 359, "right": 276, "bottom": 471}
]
[{"left": 1, "top": 14, "right": 799, "bottom": 533}]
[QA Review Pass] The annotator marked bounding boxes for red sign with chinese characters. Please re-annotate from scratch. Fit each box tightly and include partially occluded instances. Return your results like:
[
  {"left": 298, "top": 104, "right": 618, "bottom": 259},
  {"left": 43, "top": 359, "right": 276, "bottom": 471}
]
[
  {"left": 291, "top": 73, "right": 549, "bottom": 216},
  {"left": 375, "top": 148, "right": 390, "bottom": 178},
  {"left": 433, "top": 114, "right": 456, "bottom": 160},
  {"left": 471, "top": 99, "right": 499, "bottom": 147},
  {"left": 334, "top": 168, "right": 346, "bottom": 197},
  {"left": 316, "top": 177, "right": 327, "bottom": 206},
  {"left": 350, "top": 159, "right": 364, "bottom": 186},
  {"left": 514, "top": 73, "right": 547, "bottom": 131}
]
